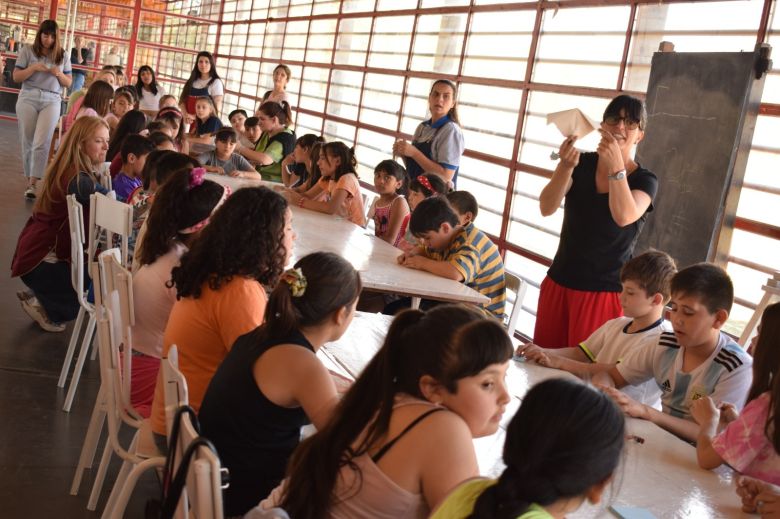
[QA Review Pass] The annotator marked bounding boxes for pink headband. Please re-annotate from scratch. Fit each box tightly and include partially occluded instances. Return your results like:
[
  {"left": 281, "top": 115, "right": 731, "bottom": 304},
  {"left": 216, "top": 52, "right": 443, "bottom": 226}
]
[
  {"left": 417, "top": 175, "right": 436, "bottom": 195},
  {"left": 179, "top": 184, "right": 231, "bottom": 235}
]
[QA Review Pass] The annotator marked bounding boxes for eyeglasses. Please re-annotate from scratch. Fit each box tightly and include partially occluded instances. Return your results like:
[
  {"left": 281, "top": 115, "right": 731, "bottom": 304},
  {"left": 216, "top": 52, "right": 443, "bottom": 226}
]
[{"left": 603, "top": 115, "right": 641, "bottom": 130}]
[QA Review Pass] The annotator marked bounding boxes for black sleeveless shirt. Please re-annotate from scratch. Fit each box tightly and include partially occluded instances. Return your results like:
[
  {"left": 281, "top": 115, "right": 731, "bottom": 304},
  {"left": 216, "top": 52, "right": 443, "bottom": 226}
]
[{"left": 198, "top": 328, "right": 314, "bottom": 517}]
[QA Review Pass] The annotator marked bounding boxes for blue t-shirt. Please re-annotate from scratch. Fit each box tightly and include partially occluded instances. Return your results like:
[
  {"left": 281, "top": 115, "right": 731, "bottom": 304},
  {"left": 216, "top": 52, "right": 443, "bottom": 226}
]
[
  {"left": 193, "top": 115, "right": 223, "bottom": 136},
  {"left": 15, "top": 44, "right": 72, "bottom": 93}
]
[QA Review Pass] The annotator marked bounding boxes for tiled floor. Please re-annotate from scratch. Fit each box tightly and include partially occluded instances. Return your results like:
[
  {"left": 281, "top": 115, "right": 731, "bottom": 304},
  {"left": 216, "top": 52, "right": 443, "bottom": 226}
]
[{"left": 0, "top": 119, "right": 156, "bottom": 518}]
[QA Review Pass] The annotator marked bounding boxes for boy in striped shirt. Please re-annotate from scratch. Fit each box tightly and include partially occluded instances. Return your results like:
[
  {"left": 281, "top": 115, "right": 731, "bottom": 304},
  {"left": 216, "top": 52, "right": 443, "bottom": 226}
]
[
  {"left": 595, "top": 263, "right": 753, "bottom": 442},
  {"left": 397, "top": 196, "right": 506, "bottom": 319}
]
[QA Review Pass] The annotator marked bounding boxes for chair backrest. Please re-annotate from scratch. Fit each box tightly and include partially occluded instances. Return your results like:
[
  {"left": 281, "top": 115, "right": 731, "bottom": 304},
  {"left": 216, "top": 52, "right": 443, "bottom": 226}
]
[
  {"left": 362, "top": 192, "right": 377, "bottom": 226},
  {"left": 162, "top": 345, "right": 189, "bottom": 438},
  {"left": 66, "top": 195, "right": 90, "bottom": 309},
  {"left": 89, "top": 192, "right": 134, "bottom": 267},
  {"left": 179, "top": 413, "right": 226, "bottom": 519},
  {"left": 504, "top": 271, "right": 528, "bottom": 335}
]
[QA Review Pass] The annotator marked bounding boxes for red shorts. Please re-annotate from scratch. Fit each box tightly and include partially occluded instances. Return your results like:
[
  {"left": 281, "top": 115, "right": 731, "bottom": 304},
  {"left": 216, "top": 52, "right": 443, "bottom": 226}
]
[
  {"left": 533, "top": 276, "right": 622, "bottom": 349},
  {"left": 130, "top": 353, "right": 161, "bottom": 418}
]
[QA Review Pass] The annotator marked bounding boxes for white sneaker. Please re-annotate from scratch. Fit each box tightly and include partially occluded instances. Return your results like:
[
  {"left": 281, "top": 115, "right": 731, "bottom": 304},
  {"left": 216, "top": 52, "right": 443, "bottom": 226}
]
[
  {"left": 24, "top": 186, "right": 36, "bottom": 199},
  {"left": 20, "top": 297, "right": 66, "bottom": 332}
]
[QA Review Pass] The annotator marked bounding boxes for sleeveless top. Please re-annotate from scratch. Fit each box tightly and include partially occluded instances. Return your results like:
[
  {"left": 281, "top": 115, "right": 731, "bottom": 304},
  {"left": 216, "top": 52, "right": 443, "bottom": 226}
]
[
  {"left": 373, "top": 197, "right": 410, "bottom": 248},
  {"left": 198, "top": 329, "right": 314, "bottom": 517}
]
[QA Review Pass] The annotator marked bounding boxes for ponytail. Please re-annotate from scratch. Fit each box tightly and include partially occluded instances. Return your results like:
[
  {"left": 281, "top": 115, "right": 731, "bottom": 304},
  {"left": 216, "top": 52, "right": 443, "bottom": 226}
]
[{"left": 259, "top": 100, "right": 293, "bottom": 127}]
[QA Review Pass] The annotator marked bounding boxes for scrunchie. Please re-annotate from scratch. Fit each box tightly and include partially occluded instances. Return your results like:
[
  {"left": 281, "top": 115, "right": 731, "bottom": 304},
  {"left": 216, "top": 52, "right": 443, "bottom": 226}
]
[
  {"left": 189, "top": 167, "right": 206, "bottom": 189},
  {"left": 281, "top": 267, "right": 307, "bottom": 297}
]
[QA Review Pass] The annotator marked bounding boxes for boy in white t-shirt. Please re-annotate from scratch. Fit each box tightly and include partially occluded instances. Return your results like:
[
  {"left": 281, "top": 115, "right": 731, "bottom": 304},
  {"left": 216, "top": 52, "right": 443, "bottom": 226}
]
[
  {"left": 595, "top": 263, "right": 753, "bottom": 442},
  {"left": 518, "top": 250, "right": 677, "bottom": 408}
]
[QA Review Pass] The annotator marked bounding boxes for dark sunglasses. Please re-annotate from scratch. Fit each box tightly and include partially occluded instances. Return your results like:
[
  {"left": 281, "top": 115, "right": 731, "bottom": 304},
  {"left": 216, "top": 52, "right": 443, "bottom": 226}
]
[{"left": 603, "top": 115, "right": 641, "bottom": 130}]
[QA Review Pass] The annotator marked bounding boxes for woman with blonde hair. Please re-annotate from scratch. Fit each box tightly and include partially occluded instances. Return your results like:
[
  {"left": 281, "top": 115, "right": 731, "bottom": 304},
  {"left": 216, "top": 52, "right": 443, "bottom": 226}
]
[{"left": 11, "top": 116, "right": 110, "bottom": 332}]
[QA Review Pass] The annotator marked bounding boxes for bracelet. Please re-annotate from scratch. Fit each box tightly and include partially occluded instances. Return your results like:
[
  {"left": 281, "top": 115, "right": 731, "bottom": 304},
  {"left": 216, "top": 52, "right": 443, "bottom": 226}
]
[{"left": 298, "top": 197, "right": 305, "bottom": 208}]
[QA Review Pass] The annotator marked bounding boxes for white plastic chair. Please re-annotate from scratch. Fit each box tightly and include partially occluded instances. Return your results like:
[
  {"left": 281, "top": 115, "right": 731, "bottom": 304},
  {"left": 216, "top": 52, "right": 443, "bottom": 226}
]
[
  {"left": 62, "top": 192, "right": 133, "bottom": 412},
  {"left": 58, "top": 195, "right": 97, "bottom": 410},
  {"left": 504, "top": 272, "right": 528, "bottom": 336}
]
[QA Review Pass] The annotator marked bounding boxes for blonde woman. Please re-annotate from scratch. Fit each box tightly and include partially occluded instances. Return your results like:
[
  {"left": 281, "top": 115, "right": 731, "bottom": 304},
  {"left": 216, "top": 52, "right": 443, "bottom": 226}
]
[{"left": 11, "top": 117, "right": 110, "bottom": 332}]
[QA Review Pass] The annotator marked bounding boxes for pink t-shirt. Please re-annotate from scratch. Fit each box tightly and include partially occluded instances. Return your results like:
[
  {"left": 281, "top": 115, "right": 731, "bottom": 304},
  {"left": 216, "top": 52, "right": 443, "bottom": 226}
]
[{"left": 712, "top": 392, "right": 780, "bottom": 485}]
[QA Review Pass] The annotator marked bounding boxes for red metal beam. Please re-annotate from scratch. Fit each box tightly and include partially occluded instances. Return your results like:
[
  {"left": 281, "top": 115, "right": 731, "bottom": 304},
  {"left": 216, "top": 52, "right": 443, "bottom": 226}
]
[
  {"left": 734, "top": 217, "right": 780, "bottom": 241},
  {"left": 124, "top": 0, "right": 143, "bottom": 83}
]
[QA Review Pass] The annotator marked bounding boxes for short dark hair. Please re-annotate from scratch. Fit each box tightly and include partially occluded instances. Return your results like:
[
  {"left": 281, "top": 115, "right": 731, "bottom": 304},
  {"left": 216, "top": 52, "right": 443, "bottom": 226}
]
[
  {"left": 228, "top": 109, "right": 248, "bottom": 121},
  {"left": 604, "top": 94, "right": 647, "bottom": 130},
  {"left": 215, "top": 127, "right": 238, "bottom": 143},
  {"left": 244, "top": 116, "right": 260, "bottom": 129},
  {"left": 670, "top": 263, "right": 734, "bottom": 314},
  {"left": 145, "top": 120, "right": 168, "bottom": 134},
  {"left": 147, "top": 131, "right": 175, "bottom": 149},
  {"left": 620, "top": 250, "right": 677, "bottom": 303},
  {"left": 120, "top": 134, "right": 155, "bottom": 163},
  {"left": 409, "top": 196, "right": 460, "bottom": 236},
  {"left": 446, "top": 190, "right": 478, "bottom": 221}
]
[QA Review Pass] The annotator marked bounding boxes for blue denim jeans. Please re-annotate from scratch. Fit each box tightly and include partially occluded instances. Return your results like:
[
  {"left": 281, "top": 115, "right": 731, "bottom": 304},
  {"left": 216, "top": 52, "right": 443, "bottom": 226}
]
[
  {"left": 16, "top": 88, "right": 62, "bottom": 180},
  {"left": 71, "top": 72, "right": 86, "bottom": 93}
]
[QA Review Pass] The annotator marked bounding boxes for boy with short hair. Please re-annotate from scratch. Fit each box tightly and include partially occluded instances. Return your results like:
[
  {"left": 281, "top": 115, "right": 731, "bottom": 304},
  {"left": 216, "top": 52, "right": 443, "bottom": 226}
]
[
  {"left": 519, "top": 250, "right": 677, "bottom": 408},
  {"left": 243, "top": 116, "right": 262, "bottom": 145},
  {"left": 398, "top": 196, "right": 506, "bottom": 319},
  {"left": 228, "top": 109, "right": 254, "bottom": 148},
  {"left": 595, "top": 263, "right": 753, "bottom": 442},
  {"left": 114, "top": 134, "right": 155, "bottom": 203},
  {"left": 198, "top": 128, "right": 255, "bottom": 177},
  {"left": 446, "top": 190, "right": 479, "bottom": 226}
]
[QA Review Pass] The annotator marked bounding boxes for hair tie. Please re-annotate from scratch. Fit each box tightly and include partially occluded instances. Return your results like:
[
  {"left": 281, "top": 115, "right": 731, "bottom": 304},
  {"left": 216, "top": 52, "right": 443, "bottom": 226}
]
[
  {"left": 189, "top": 167, "right": 206, "bottom": 189},
  {"left": 281, "top": 267, "right": 307, "bottom": 297},
  {"left": 417, "top": 175, "right": 436, "bottom": 194},
  {"left": 179, "top": 184, "right": 231, "bottom": 234}
]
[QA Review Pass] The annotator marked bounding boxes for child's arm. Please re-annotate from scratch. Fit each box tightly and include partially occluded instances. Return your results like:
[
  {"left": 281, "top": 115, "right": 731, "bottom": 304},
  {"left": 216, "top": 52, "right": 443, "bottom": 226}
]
[
  {"left": 367, "top": 197, "right": 378, "bottom": 225},
  {"left": 238, "top": 145, "right": 275, "bottom": 165},
  {"left": 517, "top": 343, "right": 613, "bottom": 377},
  {"left": 280, "top": 154, "right": 297, "bottom": 187},
  {"left": 601, "top": 385, "right": 699, "bottom": 442},
  {"left": 231, "top": 169, "right": 262, "bottom": 180},
  {"left": 202, "top": 164, "right": 225, "bottom": 175},
  {"left": 380, "top": 196, "right": 410, "bottom": 245},
  {"left": 187, "top": 133, "right": 215, "bottom": 145},
  {"left": 398, "top": 254, "right": 463, "bottom": 281},
  {"left": 690, "top": 396, "right": 727, "bottom": 469},
  {"left": 295, "top": 187, "right": 349, "bottom": 216}
]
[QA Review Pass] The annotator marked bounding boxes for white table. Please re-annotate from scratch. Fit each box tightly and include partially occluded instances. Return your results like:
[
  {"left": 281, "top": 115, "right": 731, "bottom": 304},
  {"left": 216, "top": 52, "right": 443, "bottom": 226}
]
[
  {"left": 206, "top": 174, "right": 489, "bottom": 307},
  {"left": 317, "top": 316, "right": 749, "bottom": 519}
]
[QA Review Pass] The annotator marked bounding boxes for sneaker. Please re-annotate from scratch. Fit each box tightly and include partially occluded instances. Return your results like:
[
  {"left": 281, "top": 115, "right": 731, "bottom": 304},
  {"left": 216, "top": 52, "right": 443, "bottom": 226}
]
[
  {"left": 20, "top": 297, "right": 66, "bottom": 332},
  {"left": 24, "top": 186, "right": 36, "bottom": 199}
]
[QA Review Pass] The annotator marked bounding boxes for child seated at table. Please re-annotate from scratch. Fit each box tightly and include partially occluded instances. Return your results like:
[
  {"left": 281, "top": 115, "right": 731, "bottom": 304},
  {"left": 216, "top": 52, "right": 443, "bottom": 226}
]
[
  {"left": 227, "top": 108, "right": 253, "bottom": 147},
  {"left": 518, "top": 250, "right": 677, "bottom": 408},
  {"left": 253, "top": 304, "right": 513, "bottom": 519},
  {"left": 188, "top": 95, "right": 222, "bottom": 144},
  {"left": 397, "top": 197, "right": 506, "bottom": 319},
  {"left": 113, "top": 134, "right": 155, "bottom": 203},
  {"left": 197, "top": 127, "right": 255, "bottom": 177},
  {"left": 446, "top": 190, "right": 478, "bottom": 226},
  {"left": 398, "top": 173, "right": 448, "bottom": 252},
  {"left": 691, "top": 302, "right": 780, "bottom": 485},
  {"left": 367, "top": 159, "right": 410, "bottom": 247},
  {"left": 281, "top": 134, "right": 325, "bottom": 189},
  {"left": 199, "top": 252, "right": 362, "bottom": 517},
  {"left": 430, "top": 378, "right": 624, "bottom": 519},
  {"left": 595, "top": 263, "right": 753, "bottom": 442}
]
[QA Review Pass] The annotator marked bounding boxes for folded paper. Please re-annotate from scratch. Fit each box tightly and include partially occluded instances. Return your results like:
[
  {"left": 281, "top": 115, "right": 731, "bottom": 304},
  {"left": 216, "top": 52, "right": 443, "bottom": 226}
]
[{"left": 546, "top": 108, "right": 598, "bottom": 140}]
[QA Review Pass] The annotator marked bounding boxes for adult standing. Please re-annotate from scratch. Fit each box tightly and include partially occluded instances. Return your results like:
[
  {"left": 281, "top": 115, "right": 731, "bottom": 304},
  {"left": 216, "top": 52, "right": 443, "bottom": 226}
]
[
  {"left": 534, "top": 95, "right": 658, "bottom": 349},
  {"left": 393, "top": 79, "right": 464, "bottom": 187},
  {"left": 179, "top": 51, "right": 224, "bottom": 124},
  {"left": 70, "top": 35, "right": 88, "bottom": 93},
  {"left": 11, "top": 116, "right": 110, "bottom": 332},
  {"left": 13, "top": 19, "right": 72, "bottom": 199},
  {"left": 104, "top": 46, "right": 121, "bottom": 66}
]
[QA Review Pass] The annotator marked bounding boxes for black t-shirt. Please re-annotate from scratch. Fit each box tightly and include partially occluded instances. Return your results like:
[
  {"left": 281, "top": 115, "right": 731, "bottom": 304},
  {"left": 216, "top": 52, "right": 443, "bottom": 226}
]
[
  {"left": 198, "top": 329, "right": 313, "bottom": 516},
  {"left": 547, "top": 152, "right": 658, "bottom": 292},
  {"left": 289, "top": 162, "right": 308, "bottom": 188}
]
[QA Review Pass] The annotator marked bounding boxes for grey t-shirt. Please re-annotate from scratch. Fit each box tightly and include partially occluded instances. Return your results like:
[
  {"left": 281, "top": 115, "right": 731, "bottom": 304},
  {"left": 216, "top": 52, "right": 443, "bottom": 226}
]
[
  {"left": 15, "top": 44, "right": 72, "bottom": 93},
  {"left": 198, "top": 150, "right": 253, "bottom": 175}
]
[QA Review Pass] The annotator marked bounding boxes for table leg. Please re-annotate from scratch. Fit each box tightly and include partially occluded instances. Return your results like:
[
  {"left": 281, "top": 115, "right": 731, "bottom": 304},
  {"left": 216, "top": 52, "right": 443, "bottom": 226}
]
[{"left": 411, "top": 297, "right": 421, "bottom": 309}]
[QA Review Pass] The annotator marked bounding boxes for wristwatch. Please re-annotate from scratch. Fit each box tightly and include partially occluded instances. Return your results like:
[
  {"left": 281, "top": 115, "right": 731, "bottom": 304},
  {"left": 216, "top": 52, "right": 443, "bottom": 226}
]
[{"left": 608, "top": 169, "right": 626, "bottom": 181}]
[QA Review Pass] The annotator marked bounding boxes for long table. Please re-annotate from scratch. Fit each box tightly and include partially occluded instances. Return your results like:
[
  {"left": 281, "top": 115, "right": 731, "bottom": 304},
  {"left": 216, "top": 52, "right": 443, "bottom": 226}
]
[
  {"left": 319, "top": 312, "right": 750, "bottom": 519},
  {"left": 206, "top": 173, "right": 489, "bottom": 307}
]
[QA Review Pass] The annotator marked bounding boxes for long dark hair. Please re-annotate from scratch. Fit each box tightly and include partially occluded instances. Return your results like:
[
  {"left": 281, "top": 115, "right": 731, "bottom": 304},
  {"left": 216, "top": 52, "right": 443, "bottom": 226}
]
[
  {"left": 138, "top": 166, "right": 225, "bottom": 267},
  {"left": 409, "top": 172, "right": 447, "bottom": 198},
  {"left": 468, "top": 379, "right": 624, "bottom": 519},
  {"left": 141, "top": 150, "right": 199, "bottom": 190},
  {"left": 747, "top": 302, "right": 780, "bottom": 453},
  {"left": 280, "top": 304, "right": 514, "bottom": 519},
  {"left": 375, "top": 159, "right": 408, "bottom": 196},
  {"left": 32, "top": 20, "right": 64, "bottom": 64},
  {"left": 136, "top": 65, "right": 159, "bottom": 96},
  {"left": 82, "top": 80, "right": 114, "bottom": 117},
  {"left": 322, "top": 141, "right": 358, "bottom": 182},
  {"left": 107, "top": 110, "right": 147, "bottom": 160},
  {"left": 306, "top": 141, "right": 325, "bottom": 188},
  {"left": 253, "top": 252, "right": 361, "bottom": 344},
  {"left": 169, "top": 187, "right": 288, "bottom": 300},
  {"left": 179, "top": 51, "right": 221, "bottom": 106},
  {"left": 156, "top": 107, "right": 185, "bottom": 145}
]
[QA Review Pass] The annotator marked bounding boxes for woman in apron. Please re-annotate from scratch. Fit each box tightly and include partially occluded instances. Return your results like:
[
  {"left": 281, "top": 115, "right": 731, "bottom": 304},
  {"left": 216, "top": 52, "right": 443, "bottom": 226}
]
[
  {"left": 178, "top": 51, "right": 224, "bottom": 124},
  {"left": 393, "top": 79, "right": 464, "bottom": 188}
]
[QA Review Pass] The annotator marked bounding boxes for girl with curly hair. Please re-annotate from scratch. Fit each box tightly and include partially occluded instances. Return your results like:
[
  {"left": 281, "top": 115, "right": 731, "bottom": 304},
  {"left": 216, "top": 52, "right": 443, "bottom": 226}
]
[
  {"left": 200, "top": 252, "right": 362, "bottom": 516},
  {"left": 148, "top": 185, "right": 295, "bottom": 440}
]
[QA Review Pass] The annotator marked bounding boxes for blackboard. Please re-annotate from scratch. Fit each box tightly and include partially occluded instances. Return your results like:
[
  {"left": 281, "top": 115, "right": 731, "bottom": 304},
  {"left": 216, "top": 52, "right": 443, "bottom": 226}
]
[{"left": 634, "top": 47, "right": 768, "bottom": 269}]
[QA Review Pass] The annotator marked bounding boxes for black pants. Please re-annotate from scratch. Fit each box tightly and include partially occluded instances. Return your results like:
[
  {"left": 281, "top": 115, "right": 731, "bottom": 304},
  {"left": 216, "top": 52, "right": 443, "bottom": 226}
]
[
  {"left": 21, "top": 261, "right": 80, "bottom": 323},
  {"left": 383, "top": 297, "right": 442, "bottom": 315}
]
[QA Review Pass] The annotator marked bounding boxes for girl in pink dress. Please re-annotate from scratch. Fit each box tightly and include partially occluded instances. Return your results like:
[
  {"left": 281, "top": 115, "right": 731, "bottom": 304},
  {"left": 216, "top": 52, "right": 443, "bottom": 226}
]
[{"left": 367, "top": 160, "right": 410, "bottom": 247}]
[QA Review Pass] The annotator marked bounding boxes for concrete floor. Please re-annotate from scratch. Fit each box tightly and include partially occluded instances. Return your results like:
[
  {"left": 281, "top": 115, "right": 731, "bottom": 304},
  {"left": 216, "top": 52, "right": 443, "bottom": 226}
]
[{"left": 0, "top": 119, "right": 156, "bottom": 518}]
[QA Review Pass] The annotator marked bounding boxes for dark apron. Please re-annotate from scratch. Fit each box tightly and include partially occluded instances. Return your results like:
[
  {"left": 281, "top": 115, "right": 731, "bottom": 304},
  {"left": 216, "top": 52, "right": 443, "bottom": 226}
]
[
  {"left": 405, "top": 125, "right": 459, "bottom": 188},
  {"left": 185, "top": 84, "right": 210, "bottom": 115}
]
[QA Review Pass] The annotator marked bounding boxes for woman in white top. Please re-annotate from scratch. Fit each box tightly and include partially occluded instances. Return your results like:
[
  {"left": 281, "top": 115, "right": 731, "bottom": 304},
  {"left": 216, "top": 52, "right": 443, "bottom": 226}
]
[
  {"left": 178, "top": 51, "right": 224, "bottom": 124},
  {"left": 134, "top": 65, "right": 165, "bottom": 115},
  {"left": 13, "top": 19, "right": 72, "bottom": 199}
]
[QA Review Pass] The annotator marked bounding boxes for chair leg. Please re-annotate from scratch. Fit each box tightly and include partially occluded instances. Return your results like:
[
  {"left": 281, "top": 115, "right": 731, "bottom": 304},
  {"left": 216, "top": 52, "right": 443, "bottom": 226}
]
[
  {"left": 63, "top": 314, "right": 97, "bottom": 412},
  {"left": 90, "top": 327, "right": 99, "bottom": 361},
  {"left": 87, "top": 439, "right": 114, "bottom": 511},
  {"left": 58, "top": 306, "right": 86, "bottom": 388},
  {"left": 71, "top": 384, "right": 107, "bottom": 495},
  {"left": 101, "top": 457, "right": 166, "bottom": 519}
]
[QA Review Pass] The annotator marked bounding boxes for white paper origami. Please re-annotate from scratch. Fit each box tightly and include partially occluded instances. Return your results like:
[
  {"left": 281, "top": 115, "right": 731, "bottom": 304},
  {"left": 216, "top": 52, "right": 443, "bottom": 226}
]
[{"left": 546, "top": 108, "right": 598, "bottom": 140}]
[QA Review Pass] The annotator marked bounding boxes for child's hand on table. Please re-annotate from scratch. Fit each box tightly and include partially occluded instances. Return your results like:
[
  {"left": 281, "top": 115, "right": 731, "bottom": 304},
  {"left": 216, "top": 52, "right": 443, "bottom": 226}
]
[
  {"left": 737, "top": 476, "right": 780, "bottom": 517},
  {"left": 601, "top": 386, "right": 649, "bottom": 420},
  {"left": 690, "top": 396, "right": 720, "bottom": 427},
  {"left": 515, "top": 343, "right": 557, "bottom": 369}
]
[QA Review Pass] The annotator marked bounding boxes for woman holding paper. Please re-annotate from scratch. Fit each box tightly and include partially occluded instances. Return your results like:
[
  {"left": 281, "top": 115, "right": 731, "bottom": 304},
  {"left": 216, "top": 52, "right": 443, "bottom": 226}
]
[{"left": 534, "top": 95, "right": 658, "bottom": 349}]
